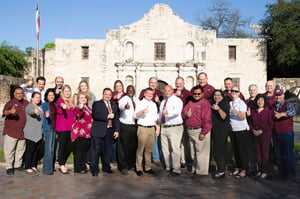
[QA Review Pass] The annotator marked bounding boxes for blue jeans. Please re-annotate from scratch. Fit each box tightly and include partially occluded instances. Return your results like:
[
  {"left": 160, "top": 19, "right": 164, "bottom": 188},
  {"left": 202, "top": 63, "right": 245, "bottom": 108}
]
[
  {"left": 43, "top": 128, "right": 56, "bottom": 175},
  {"left": 274, "top": 131, "right": 296, "bottom": 177},
  {"left": 152, "top": 136, "right": 160, "bottom": 161}
]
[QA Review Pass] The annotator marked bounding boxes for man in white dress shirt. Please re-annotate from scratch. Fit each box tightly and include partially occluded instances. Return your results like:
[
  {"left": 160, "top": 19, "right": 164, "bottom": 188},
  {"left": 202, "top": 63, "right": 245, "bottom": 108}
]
[
  {"left": 20, "top": 76, "right": 46, "bottom": 103},
  {"left": 117, "top": 85, "right": 139, "bottom": 175},
  {"left": 135, "top": 88, "right": 160, "bottom": 176},
  {"left": 159, "top": 85, "right": 183, "bottom": 177}
]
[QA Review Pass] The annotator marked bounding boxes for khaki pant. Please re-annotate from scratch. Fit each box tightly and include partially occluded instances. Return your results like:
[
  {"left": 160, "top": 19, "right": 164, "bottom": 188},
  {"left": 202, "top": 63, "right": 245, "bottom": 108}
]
[
  {"left": 136, "top": 126, "right": 155, "bottom": 171},
  {"left": 4, "top": 135, "right": 26, "bottom": 169},
  {"left": 187, "top": 128, "right": 211, "bottom": 175},
  {"left": 161, "top": 125, "right": 183, "bottom": 173}
]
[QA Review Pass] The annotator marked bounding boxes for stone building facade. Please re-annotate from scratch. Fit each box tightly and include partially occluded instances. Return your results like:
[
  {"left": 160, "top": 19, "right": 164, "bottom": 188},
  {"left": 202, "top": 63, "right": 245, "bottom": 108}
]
[{"left": 29, "top": 3, "right": 266, "bottom": 99}]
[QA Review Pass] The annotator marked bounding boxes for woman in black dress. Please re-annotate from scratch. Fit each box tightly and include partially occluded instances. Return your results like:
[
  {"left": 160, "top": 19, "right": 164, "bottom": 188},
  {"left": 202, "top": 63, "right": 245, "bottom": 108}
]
[{"left": 210, "top": 90, "right": 231, "bottom": 179}]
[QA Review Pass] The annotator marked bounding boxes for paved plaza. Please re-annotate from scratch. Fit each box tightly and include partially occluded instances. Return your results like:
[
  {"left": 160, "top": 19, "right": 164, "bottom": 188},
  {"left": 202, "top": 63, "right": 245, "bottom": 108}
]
[
  {"left": 0, "top": 163, "right": 299, "bottom": 199},
  {"left": 0, "top": 119, "right": 300, "bottom": 198}
]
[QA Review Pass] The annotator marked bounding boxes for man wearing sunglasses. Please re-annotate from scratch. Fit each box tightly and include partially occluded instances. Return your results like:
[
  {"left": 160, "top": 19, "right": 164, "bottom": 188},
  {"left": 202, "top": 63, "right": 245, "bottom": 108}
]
[{"left": 182, "top": 85, "right": 212, "bottom": 176}]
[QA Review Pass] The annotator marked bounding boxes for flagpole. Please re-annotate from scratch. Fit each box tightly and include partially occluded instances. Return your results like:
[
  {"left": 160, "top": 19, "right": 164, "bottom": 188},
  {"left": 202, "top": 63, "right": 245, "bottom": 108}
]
[{"left": 35, "top": 0, "right": 40, "bottom": 78}]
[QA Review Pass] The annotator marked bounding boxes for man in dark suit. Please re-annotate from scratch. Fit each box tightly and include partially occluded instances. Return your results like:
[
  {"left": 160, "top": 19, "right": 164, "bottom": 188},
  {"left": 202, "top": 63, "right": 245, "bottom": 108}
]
[{"left": 90, "top": 88, "right": 120, "bottom": 176}]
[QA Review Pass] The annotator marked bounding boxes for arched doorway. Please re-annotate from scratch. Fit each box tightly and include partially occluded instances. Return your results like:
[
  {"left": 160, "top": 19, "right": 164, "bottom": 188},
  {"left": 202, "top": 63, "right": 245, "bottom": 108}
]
[{"left": 158, "top": 80, "right": 168, "bottom": 96}]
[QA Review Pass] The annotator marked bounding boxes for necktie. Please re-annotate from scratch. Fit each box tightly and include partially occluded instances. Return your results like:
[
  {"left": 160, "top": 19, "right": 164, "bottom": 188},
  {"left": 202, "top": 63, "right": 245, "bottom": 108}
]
[
  {"left": 161, "top": 98, "right": 168, "bottom": 124},
  {"left": 107, "top": 102, "right": 113, "bottom": 127},
  {"left": 131, "top": 98, "right": 136, "bottom": 110}
]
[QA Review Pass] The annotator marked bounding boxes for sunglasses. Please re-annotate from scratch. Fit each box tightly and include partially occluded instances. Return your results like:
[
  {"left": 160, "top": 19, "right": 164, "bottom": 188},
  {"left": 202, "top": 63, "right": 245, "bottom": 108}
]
[
  {"left": 193, "top": 93, "right": 202, "bottom": 96},
  {"left": 231, "top": 90, "right": 240, "bottom": 93}
]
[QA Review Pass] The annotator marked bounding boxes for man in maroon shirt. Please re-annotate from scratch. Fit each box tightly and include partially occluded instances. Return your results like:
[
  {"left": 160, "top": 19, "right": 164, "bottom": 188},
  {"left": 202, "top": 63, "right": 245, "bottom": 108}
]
[
  {"left": 174, "top": 77, "right": 192, "bottom": 168},
  {"left": 191, "top": 72, "right": 215, "bottom": 100},
  {"left": 223, "top": 77, "right": 245, "bottom": 101},
  {"left": 264, "top": 80, "right": 276, "bottom": 109},
  {"left": 182, "top": 85, "right": 212, "bottom": 176},
  {"left": 2, "top": 87, "right": 29, "bottom": 175}
]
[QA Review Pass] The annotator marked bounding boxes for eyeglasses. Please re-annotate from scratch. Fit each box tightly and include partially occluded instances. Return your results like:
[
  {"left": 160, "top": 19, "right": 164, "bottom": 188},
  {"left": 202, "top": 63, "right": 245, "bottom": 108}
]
[
  {"left": 231, "top": 90, "right": 240, "bottom": 93},
  {"left": 193, "top": 93, "right": 202, "bottom": 96}
]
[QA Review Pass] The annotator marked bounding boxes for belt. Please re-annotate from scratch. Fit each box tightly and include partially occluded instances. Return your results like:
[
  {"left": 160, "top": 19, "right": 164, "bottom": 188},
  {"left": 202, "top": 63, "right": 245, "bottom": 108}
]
[
  {"left": 138, "top": 125, "right": 155, "bottom": 128},
  {"left": 187, "top": 126, "right": 201, "bottom": 130},
  {"left": 120, "top": 122, "right": 137, "bottom": 127},
  {"left": 162, "top": 123, "right": 183, "bottom": 128}
]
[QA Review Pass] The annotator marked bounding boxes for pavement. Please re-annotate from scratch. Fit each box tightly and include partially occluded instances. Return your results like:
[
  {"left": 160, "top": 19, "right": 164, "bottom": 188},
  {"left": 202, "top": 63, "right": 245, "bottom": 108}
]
[
  {"left": 0, "top": 118, "right": 300, "bottom": 198},
  {"left": 0, "top": 163, "right": 299, "bottom": 199}
]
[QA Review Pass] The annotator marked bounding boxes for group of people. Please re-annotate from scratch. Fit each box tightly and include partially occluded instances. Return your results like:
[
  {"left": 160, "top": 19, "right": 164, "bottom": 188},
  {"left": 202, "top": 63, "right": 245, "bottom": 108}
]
[{"left": 2, "top": 73, "right": 296, "bottom": 180}]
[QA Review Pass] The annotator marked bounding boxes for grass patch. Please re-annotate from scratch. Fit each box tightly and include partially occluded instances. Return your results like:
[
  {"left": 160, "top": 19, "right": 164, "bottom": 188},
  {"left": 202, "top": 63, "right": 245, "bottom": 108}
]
[{"left": 294, "top": 116, "right": 300, "bottom": 122}]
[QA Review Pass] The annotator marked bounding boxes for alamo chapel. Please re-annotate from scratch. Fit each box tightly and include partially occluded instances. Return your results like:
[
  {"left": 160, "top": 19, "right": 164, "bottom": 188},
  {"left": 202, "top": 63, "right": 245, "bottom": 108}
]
[{"left": 28, "top": 3, "right": 266, "bottom": 98}]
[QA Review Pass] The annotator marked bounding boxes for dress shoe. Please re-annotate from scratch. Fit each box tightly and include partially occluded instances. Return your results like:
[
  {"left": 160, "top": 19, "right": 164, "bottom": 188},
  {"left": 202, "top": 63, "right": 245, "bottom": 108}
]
[
  {"left": 6, "top": 168, "right": 14, "bottom": 175},
  {"left": 136, "top": 171, "right": 143, "bottom": 176},
  {"left": 144, "top": 169, "right": 156, "bottom": 175},
  {"left": 92, "top": 173, "right": 98, "bottom": 177},
  {"left": 180, "top": 163, "right": 186, "bottom": 168},
  {"left": 14, "top": 167, "right": 24, "bottom": 172},
  {"left": 159, "top": 169, "right": 170, "bottom": 173},
  {"left": 153, "top": 160, "right": 161, "bottom": 166},
  {"left": 168, "top": 171, "right": 180, "bottom": 177},
  {"left": 121, "top": 169, "right": 129, "bottom": 175},
  {"left": 103, "top": 169, "right": 114, "bottom": 174}
]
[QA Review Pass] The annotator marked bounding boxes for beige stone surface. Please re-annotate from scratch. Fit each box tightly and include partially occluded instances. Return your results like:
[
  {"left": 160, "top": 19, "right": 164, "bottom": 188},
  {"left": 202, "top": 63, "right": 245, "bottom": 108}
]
[{"left": 31, "top": 3, "right": 266, "bottom": 99}]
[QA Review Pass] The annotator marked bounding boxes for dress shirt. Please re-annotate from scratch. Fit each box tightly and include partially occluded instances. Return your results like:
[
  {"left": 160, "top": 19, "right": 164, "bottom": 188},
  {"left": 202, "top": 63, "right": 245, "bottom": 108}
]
[
  {"left": 135, "top": 98, "right": 158, "bottom": 126},
  {"left": 182, "top": 99, "right": 212, "bottom": 135},
  {"left": 159, "top": 94, "right": 183, "bottom": 125},
  {"left": 20, "top": 84, "right": 46, "bottom": 103},
  {"left": 119, "top": 95, "right": 139, "bottom": 125},
  {"left": 174, "top": 88, "right": 192, "bottom": 105}
]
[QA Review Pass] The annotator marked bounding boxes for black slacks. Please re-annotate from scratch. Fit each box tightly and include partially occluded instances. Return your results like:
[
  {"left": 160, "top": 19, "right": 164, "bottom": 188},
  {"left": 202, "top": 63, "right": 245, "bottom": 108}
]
[
  {"left": 90, "top": 129, "right": 113, "bottom": 174},
  {"left": 212, "top": 129, "right": 229, "bottom": 172},
  {"left": 74, "top": 137, "right": 91, "bottom": 172},
  {"left": 57, "top": 131, "right": 71, "bottom": 166},
  {"left": 117, "top": 123, "right": 137, "bottom": 170},
  {"left": 232, "top": 130, "right": 254, "bottom": 170},
  {"left": 24, "top": 139, "right": 42, "bottom": 169}
]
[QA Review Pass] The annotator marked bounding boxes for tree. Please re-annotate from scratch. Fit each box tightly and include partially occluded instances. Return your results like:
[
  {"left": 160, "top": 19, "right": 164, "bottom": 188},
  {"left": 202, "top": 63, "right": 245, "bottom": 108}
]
[
  {"left": 260, "top": 0, "right": 300, "bottom": 78},
  {"left": 44, "top": 42, "right": 55, "bottom": 49},
  {"left": 0, "top": 41, "right": 29, "bottom": 77},
  {"left": 197, "top": 0, "right": 251, "bottom": 38},
  {"left": 25, "top": 47, "right": 34, "bottom": 56}
]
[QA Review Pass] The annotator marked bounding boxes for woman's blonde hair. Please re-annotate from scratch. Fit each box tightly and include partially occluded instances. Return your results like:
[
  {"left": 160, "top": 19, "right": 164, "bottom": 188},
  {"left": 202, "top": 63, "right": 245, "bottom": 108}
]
[
  {"left": 77, "top": 92, "right": 90, "bottom": 105},
  {"left": 61, "top": 84, "right": 74, "bottom": 108},
  {"left": 77, "top": 80, "right": 91, "bottom": 102}
]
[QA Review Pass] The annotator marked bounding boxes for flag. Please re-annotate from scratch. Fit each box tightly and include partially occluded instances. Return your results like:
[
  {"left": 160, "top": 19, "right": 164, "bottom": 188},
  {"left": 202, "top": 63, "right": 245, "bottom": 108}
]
[{"left": 36, "top": 3, "right": 40, "bottom": 40}]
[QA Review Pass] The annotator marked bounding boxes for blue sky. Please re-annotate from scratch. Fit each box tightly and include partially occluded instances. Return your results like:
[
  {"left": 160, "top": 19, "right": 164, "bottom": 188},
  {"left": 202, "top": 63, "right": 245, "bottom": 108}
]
[{"left": 0, "top": 0, "right": 275, "bottom": 51}]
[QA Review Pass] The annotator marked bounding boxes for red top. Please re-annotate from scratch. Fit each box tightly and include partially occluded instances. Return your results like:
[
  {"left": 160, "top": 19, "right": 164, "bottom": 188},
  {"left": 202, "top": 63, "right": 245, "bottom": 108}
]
[
  {"left": 249, "top": 107, "right": 274, "bottom": 133},
  {"left": 191, "top": 84, "right": 215, "bottom": 99},
  {"left": 55, "top": 98, "right": 74, "bottom": 132},
  {"left": 111, "top": 92, "right": 126, "bottom": 104},
  {"left": 182, "top": 99, "right": 212, "bottom": 135},
  {"left": 264, "top": 92, "right": 276, "bottom": 111},
  {"left": 71, "top": 106, "right": 92, "bottom": 142},
  {"left": 174, "top": 88, "right": 192, "bottom": 105},
  {"left": 2, "top": 98, "right": 29, "bottom": 139}
]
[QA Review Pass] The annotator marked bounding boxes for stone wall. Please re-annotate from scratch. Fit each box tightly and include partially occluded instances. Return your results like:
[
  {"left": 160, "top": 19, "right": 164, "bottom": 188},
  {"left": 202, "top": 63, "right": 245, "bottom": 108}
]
[{"left": 0, "top": 75, "right": 25, "bottom": 112}]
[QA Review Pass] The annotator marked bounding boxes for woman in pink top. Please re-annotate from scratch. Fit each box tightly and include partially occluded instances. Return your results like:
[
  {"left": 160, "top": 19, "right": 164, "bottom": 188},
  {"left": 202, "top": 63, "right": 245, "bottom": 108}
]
[
  {"left": 56, "top": 84, "right": 74, "bottom": 174},
  {"left": 71, "top": 92, "right": 92, "bottom": 174}
]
